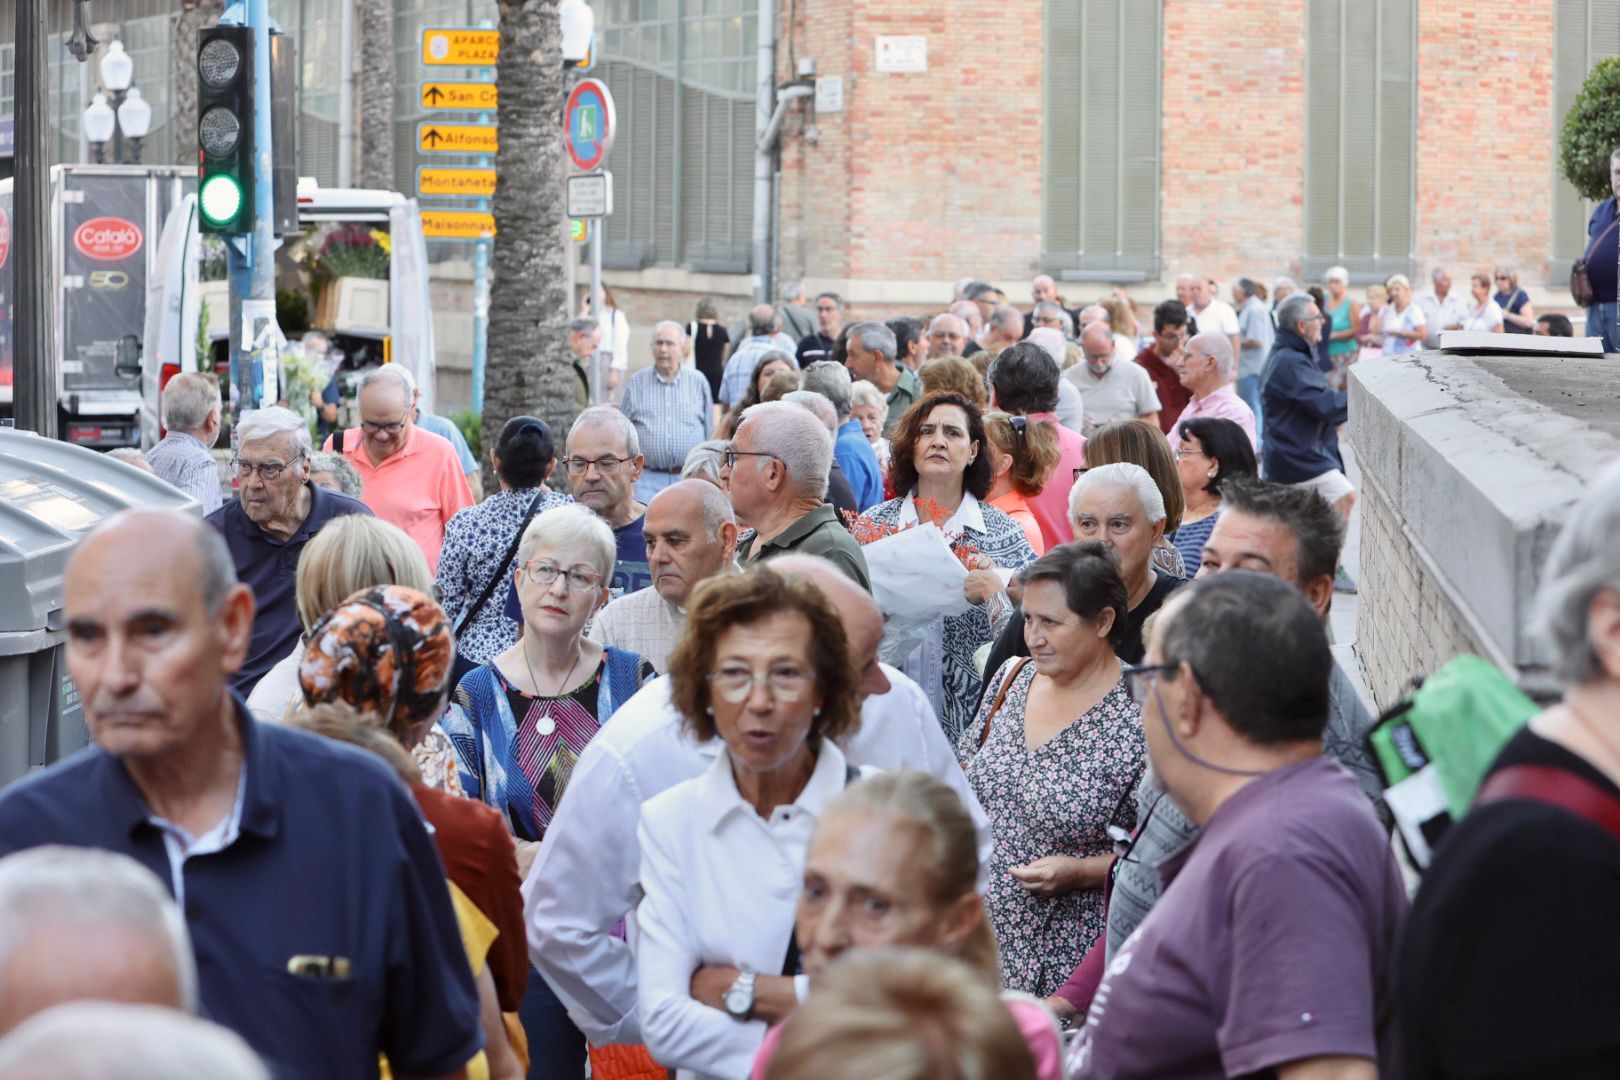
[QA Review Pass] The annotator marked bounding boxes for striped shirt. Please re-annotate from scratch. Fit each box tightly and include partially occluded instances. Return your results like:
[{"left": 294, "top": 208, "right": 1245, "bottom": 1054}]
[
  {"left": 619, "top": 365, "right": 714, "bottom": 472},
  {"left": 146, "top": 430, "right": 222, "bottom": 513}
]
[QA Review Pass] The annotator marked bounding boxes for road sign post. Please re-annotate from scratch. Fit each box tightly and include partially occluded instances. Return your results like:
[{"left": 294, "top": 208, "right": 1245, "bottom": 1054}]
[
  {"left": 420, "top": 28, "right": 499, "bottom": 66},
  {"left": 564, "top": 78, "right": 617, "bottom": 405}
]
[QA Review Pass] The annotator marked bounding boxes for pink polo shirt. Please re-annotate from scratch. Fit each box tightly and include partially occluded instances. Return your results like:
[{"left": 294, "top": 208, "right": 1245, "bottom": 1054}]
[
  {"left": 1167, "top": 384, "right": 1257, "bottom": 451},
  {"left": 1023, "top": 411, "right": 1087, "bottom": 549},
  {"left": 324, "top": 426, "right": 474, "bottom": 571}
]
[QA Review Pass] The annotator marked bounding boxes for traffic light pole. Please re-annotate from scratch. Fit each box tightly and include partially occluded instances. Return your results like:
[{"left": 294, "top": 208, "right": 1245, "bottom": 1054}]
[{"left": 12, "top": 0, "right": 55, "bottom": 438}]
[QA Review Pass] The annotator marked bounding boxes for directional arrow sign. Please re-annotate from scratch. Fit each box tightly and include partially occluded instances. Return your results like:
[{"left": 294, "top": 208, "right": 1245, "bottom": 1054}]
[
  {"left": 421, "top": 210, "right": 497, "bottom": 240},
  {"left": 420, "top": 81, "right": 498, "bottom": 111},
  {"left": 418, "top": 167, "right": 498, "bottom": 197},
  {"left": 421, "top": 28, "right": 499, "bottom": 66},
  {"left": 418, "top": 123, "right": 499, "bottom": 154}
]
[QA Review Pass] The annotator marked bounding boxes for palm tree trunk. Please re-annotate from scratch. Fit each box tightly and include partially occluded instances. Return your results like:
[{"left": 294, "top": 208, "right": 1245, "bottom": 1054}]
[
  {"left": 486, "top": 0, "right": 573, "bottom": 476},
  {"left": 173, "top": 0, "right": 227, "bottom": 163},
  {"left": 357, "top": 0, "right": 394, "bottom": 190}
]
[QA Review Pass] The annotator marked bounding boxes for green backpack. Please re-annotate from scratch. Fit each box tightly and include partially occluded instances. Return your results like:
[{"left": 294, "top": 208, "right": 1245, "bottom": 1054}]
[{"left": 1366, "top": 654, "right": 1538, "bottom": 871}]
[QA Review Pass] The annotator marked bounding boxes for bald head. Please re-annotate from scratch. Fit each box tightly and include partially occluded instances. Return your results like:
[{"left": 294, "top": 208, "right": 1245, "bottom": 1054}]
[
  {"left": 649, "top": 478, "right": 735, "bottom": 540},
  {"left": 1080, "top": 321, "right": 1116, "bottom": 374},
  {"left": 772, "top": 554, "right": 890, "bottom": 701},
  {"left": 72, "top": 509, "right": 236, "bottom": 616},
  {"left": 748, "top": 304, "right": 780, "bottom": 337},
  {"left": 645, "top": 480, "right": 738, "bottom": 605}
]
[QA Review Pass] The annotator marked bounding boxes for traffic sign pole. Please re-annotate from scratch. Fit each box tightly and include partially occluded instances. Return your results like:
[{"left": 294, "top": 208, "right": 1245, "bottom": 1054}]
[
  {"left": 471, "top": 23, "right": 494, "bottom": 414},
  {"left": 564, "top": 78, "right": 617, "bottom": 406}
]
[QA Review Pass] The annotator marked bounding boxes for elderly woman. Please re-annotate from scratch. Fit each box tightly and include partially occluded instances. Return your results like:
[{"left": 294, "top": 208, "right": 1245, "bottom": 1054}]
[
  {"left": 1462, "top": 270, "right": 1505, "bottom": 333},
  {"left": 436, "top": 415, "right": 573, "bottom": 667},
  {"left": 1493, "top": 265, "right": 1536, "bottom": 334},
  {"left": 308, "top": 450, "right": 363, "bottom": 498},
  {"left": 957, "top": 542, "right": 1145, "bottom": 998},
  {"left": 682, "top": 438, "right": 729, "bottom": 488},
  {"left": 634, "top": 565, "right": 865, "bottom": 1080},
  {"left": 853, "top": 391, "right": 1039, "bottom": 740},
  {"left": 1396, "top": 461, "right": 1620, "bottom": 1075},
  {"left": 849, "top": 379, "right": 891, "bottom": 474},
  {"left": 718, "top": 350, "right": 796, "bottom": 439},
  {"left": 1083, "top": 419, "right": 1187, "bottom": 579},
  {"left": 984, "top": 411, "right": 1060, "bottom": 556},
  {"left": 750, "top": 771, "right": 1066, "bottom": 1080},
  {"left": 1380, "top": 274, "right": 1427, "bottom": 356},
  {"left": 1171, "top": 417, "right": 1258, "bottom": 576}
]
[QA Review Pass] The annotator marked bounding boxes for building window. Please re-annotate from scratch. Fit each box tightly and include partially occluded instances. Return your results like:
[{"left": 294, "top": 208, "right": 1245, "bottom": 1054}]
[
  {"left": 1552, "top": 0, "right": 1620, "bottom": 273},
  {"left": 1042, "top": 0, "right": 1162, "bottom": 283},
  {"left": 595, "top": 0, "right": 756, "bottom": 274},
  {"left": 1302, "top": 0, "right": 1416, "bottom": 283}
]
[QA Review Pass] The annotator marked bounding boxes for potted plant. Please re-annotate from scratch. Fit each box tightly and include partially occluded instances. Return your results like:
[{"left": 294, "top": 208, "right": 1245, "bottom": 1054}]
[{"left": 310, "top": 224, "right": 392, "bottom": 334}]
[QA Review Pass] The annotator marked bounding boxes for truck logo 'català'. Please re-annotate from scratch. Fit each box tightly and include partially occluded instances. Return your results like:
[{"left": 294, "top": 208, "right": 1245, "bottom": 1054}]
[{"left": 73, "top": 217, "right": 143, "bottom": 261}]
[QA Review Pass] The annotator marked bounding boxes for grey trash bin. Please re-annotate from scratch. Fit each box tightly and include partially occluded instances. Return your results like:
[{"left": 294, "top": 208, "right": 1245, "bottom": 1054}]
[{"left": 0, "top": 428, "right": 201, "bottom": 788}]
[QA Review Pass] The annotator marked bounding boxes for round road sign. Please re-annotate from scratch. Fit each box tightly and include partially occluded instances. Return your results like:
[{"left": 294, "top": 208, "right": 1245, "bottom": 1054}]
[{"left": 564, "top": 79, "right": 616, "bottom": 172}]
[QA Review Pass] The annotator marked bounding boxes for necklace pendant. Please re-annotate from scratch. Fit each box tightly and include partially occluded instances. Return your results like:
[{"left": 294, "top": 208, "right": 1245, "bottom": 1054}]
[{"left": 535, "top": 713, "right": 557, "bottom": 737}]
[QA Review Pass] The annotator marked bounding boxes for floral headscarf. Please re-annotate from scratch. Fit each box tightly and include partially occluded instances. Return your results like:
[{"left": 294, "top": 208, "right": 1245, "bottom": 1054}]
[{"left": 298, "top": 585, "right": 454, "bottom": 736}]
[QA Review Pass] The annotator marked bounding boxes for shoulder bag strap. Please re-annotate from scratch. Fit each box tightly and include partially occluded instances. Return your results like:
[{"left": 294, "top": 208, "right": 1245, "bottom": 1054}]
[
  {"left": 1476, "top": 764, "right": 1620, "bottom": 845},
  {"left": 453, "top": 492, "right": 546, "bottom": 637},
  {"left": 1585, "top": 214, "right": 1620, "bottom": 261},
  {"left": 978, "top": 657, "right": 1033, "bottom": 749}
]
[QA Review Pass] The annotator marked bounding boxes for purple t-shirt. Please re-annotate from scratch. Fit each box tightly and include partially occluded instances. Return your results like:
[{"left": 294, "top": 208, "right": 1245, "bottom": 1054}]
[{"left": 1070, "top": 756, "right": 1407, "bottom": 1079}]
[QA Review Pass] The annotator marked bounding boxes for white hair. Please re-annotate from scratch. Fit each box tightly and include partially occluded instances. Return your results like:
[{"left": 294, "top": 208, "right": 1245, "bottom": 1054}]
[
  {"left": 783, "top": 389, "right": 839, "bottom": 434},
  {"left": 1069, "top": 461, "right": 1167, "bottom": 525},
  {"left": 1078, "top": 304, "right": 1109, "bottom": 327},
  {"left": 738, "top": 400, "right": 833, "bottom": 500},
  {"left": 0, "top": 1002, "right": 267, "bottom": 1080},
  {"left": 1324, "top": 265, "right": 1350, "bottom": 285},
  {"left": 0, "top": 847, "right": 197, "bottom": 1015},
  {"left": 798, "top": 361, "right": 853, "bottom": 421},
  {"left": 1187, "top": 330, "right": 1236, "bottom": 378},
  {"left": 681, "top": 439, "right": 728, "bottom": 485},
  {"left": 516, "top": 502, "right": 617, "bottom": 579},
  {"left": 849, "top": 380, "right": 889, "bottom": 424},
  {"left": 1026, "top": 327, "right": 1067, "bottom": 368},
  {"left": 1536, "top": 458, "right": 1620, "bottom": 686},
  {"left": 1032, "top": 300, "right": 1074, "bottom": 336},
  {"left": 235, "top": 406, "right": 312, "bottom": 456},
  {"left": 160, "top": 372, "right": 221, "bottom": 432},
  {"left": 567, "top": 404, "right": 640, "bottom": 459},
  {"left": 928, "top": 313, "right": 967, "bottom": 339},
  {"left": 358, "top": 363, "right": 416, "bottom": 400}
]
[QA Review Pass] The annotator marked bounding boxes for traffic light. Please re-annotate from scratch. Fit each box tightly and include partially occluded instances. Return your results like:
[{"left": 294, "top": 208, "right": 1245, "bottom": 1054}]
[{"left": 196, "top": 26, "right": 255, "bottom": 234}]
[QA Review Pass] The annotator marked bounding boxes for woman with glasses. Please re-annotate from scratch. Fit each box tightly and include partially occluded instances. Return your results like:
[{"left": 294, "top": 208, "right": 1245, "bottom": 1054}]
[
  {"left": 1170, "top": 417, "right": 1258, "bottom": 576},
  {"left": 1492, "top": 265, "right": 1536, "bottom": 334},
  {"left": 957, "top": 542, "right": 1145, "bottom": 999},
  {"left": 443, "top": 503, "right": 649, "bottom": 1080},
  {"left": 634, "top": 565, "right": 865, "bottom": 1080}
]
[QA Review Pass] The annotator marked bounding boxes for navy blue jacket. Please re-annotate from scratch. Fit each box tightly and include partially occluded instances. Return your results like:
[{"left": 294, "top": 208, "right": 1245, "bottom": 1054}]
[
  {"left": 1586, "top": 196, "right": 1619, "bottom": 304},
  {"left": 1260, "top": 328, "right": 1349, "bottom": 484}
]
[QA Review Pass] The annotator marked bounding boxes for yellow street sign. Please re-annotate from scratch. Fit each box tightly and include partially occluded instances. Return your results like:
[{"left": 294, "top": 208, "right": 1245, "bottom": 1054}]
[
  {"left": 418, "top": 167, "right": 497, "bottom": 197},
  {"left": 421, "top": 28, "right": 499, "bottom": 67},
  {"left": 421, "top": 210, "right": 496, "bottom": 240},
  {"left": 420, "top": 81, "right": 498, "bottom": 111},
  {"left": 418, "top": 123, "right": 499, "bottom": 154}
]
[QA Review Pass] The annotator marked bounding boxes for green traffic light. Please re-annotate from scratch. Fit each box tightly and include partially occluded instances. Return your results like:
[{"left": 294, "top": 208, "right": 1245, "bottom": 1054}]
[{"left": 199, "top": 174, "right": 243, "bottom": 227}]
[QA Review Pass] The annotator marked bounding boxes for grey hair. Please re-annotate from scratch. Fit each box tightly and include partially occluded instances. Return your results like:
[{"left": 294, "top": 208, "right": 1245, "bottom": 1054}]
[
  {"left": 1276, "top": 293, "right": 1318, "bottom": 336},
  {"left": 1078, "top": 303, "right": 1109, "bottom": 328},
  {"left": 1234, "top": 277, "right": 1260, "bottom": 300},
  {"left": 1069, "top": 461, "right": 1167, "bottom": 525},
  {"left": 738, "top": 400, "right": 833, "bottom": 500},
  {"left": 652, "top": 319, "right": 686, "bottom": 342},
  {"left": 847, "top": 321, "right": 897, "bottom": 364},
  {"left": 0, "top": 847, "right": 198, "bottom": 1016},
  {"left": 1033, "top": 300, "right": 1074, "bottom": 336},
  {"left": 569, "top": 316, "right": 600, "bottom": 336},
  {"left": 1324, "top": 265, "right": 1350, "bottom": 285},
  {"left": 1272, "top": 276, "right": 1297, "bottom": 296},
  {"left": 567, "top": 404, "right": 640, "bottom": 459},
  {"left": 681, "top": 439, "right": 728, "bottom": 485},
  {"left": 1026, "top": 327, "right": 1068, "bottom": 368},
  {"left": 784, "top": 390, "right": 838, "bottom": 434},
  {"left": 779, "top": 279, "right": 803, "bottom": 304},
  {"left": 1429, "top": 266, "right": 1450, "bottom": 284},
  {"left": 1536, "top": 459, "right": 1620, "bottom": 685},
  {"left": 307, "top": 451, "right": 363, "bottom": 498},
  {"left": 516, "top": 502, "right": 617, "bottom": 580},
  {"left": 849, "top": 379, "right": 889, "bottom": 425},
  {"left": 160, "top": 372, "right": 221, "bottom": 432},
  {"left": 358, "top": 363, "right": 416, "bottom": 400},
  {"left": 0, "top": 1002, "right": 267, "bottom": 1080},
  {"left": 106, "top": 447, "right": 153, "bottom": 471},
  {"left": 990, "top": 305, "right": 1024, "bottom": 335},
  {"left": 235, "top": 405, "right": 313, "bottom": 456},
  {"left": 1187, "top": 330, "right": 1236, "bottom": 378},
  {"left": 799, "top": 360, "right": 853, "bottom": 421},
  {"left": 928, "top": 312, "right": 967, "bottom": 338}
]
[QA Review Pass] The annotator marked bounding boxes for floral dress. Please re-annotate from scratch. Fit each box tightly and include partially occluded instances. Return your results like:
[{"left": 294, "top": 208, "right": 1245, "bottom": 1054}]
[{"left": 957, "top": 658, "right": 1146, "bottom": 997}]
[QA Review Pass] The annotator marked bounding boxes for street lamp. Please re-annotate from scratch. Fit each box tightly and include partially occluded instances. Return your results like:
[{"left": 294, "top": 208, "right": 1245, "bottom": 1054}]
[
  {"left": 560, "top": 0, "right": 595, "bottom": 65},
  {"left": 82, "top": 92, "right": 115, "bottom": 162},
  {"left": 117, "top": 87, "right": 152, "bottom": 162},
  {"left": 83, "top": 39, "right": 150, "bottom": 163}
]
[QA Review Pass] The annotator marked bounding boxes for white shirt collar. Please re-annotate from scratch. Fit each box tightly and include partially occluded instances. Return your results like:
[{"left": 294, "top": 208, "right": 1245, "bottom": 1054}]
[
  {"left": 897, "top": 489, "right": 986, "bottom": 535},
  {"left": 692, "top": 738, "right": 850, "bottom": 833}
]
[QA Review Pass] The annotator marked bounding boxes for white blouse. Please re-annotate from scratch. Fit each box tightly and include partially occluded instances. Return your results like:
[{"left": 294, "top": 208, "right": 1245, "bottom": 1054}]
[
  {"left": 634, "top": 739, "right": 867, "bottom": 1080},
  {"left": 1462, "top": 297, "right": 1504, "bottom": 333}
]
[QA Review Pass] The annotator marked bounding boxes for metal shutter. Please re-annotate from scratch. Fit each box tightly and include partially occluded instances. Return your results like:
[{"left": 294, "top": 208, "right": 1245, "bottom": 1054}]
[{"left": 1552, "top": 0, "right": 1620, "bottom": 271}]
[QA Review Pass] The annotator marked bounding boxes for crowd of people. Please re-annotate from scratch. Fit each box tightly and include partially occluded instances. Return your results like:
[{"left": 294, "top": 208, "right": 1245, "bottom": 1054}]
[{"left": 4, "top": 262, "right": 1618, "bottom": 1080}]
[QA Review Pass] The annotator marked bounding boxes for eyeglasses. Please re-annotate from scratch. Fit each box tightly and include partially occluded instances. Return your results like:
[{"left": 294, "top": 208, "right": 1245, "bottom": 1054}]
[
  {"left": 361, "top": 419, "right": 407, "bottom": 435},
  {"left": 705, "top": 664, "right": 813, "bottom": 704},
  {"left": 1122, "top": 661, "right": 1180, "bottom": 705},
  {"left": 1174, "top": 447, "right": 1207, "bottom": 460},
  {"left": 565, "top": 454, "right": 629, "bottom": 475},
  {"left": 1297, "top": 313, "right": 1326, "bottom": 323},
  {"left": 232, "top": 452, "right": 304, "bottom": 480},
  {"left": 522, "top": 560, "right": 604, "bottom": 592},
  {"left": 722, "top": 448, "right": 780, "bottom": 470}
]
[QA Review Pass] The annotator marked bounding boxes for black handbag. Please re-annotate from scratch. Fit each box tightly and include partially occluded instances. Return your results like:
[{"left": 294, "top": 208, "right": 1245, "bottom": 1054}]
[{"left": 449, "top": 491, "right": 545, "bottom": 686}]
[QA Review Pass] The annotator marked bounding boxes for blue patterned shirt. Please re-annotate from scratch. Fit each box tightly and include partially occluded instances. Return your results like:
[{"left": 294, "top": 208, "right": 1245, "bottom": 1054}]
[
  {"left": 618, "top": 365, "right": 713, "bottom": 472},
  {"left": 146, "top": 430, "right": 222, "bottom": 513}
]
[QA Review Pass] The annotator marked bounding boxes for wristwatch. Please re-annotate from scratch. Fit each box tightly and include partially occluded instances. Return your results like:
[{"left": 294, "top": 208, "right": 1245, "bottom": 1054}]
[{"left": 722, "top": 969, "right": 757, "bottom": 1020}]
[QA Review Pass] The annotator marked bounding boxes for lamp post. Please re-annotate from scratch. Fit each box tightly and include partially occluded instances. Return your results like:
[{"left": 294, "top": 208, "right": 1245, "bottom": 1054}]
[{"left": 83, "top": 40, "right": 151, "bottom": 164}]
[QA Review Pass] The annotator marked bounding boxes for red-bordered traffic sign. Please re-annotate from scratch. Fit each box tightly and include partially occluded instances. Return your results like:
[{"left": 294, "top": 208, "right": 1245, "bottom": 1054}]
[{"left": 564, "top": 79, "right": 617, "bottom": 172}]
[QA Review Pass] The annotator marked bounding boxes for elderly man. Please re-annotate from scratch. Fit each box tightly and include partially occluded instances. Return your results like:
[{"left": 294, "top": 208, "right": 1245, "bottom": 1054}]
[
  {"left": 1186, "top": 274, "right": 1242, "bottom": 363},
  {"left": 801, "top": 360, "right": 882, "bottom": 510},
  {"left": 0, "top": 847, "right": 195, "bottom": 1035},
  {"left": 796, "top": 292, "right": 845, "bottom": 365},
  {"left": 146, "top": 372, "right": 222, "bottom": 513},
  {"left": 559, "top": 405, "right": 653, "bottom": 596},
  {"left": 1417, "top": 267, "right": 1469, "bottom": 349},
  {"left": 886, "top": 315, "right": 927, "bottom": 372},
  {"left": 986, "top": 342, "right": 1087, "bottom": 547},
  {"left": 569, "top": 315, "right": 602, "bottom": 409},
  {"left": 619, "top": 320, "right": 714, "bottom": 502},
  {"left": 0, "top": 510, "right": 481, "bottom": 1077},
  {"left": 1272, "top": 276, "right": 1297, "bottom": 307},
  {"left": 524, "top": 554, "right": 992, "bottom": 1051},
  {"left": 587, "top": 480, "right": 737, "bottom": 672},
  {"left": 1064, "top": 322, "right": 1161, "bottom": 431},
  {"left": 0, "top": 1002, "right": 268, "bottom": 1079},
  {"left": 926, "top": 312, "right": 970, "bottom": 359},
  {"left": 1031, "top": 299, "right": 1076, "bottom": 339},
  {"left": 723, "top": 400, "right": 870, "bottom": 589},
  {"left": 1578, "top": 150, "right": 1620, "bottom": 352},
  {"left": 843, "top": 320, "right": 920, "bottom": 437},
  {"left": 1261, "top": 295, "right": 1354, "bottom": 528},
  {"left": 207, "top": 406, "right": 370, "bottom": 695},
  {"left": 1232, "top": 277, "right": 1274, "bottom": 433},
  {"left": 322, "top": 364, "right": 472, "bottom": 570},
  {"left": 784, "top": 390, "right": 860, "bottom": 521},
  {"left": 718, "top": 305, "right": 796, "bottom": 408},
  {"left": 1069, "top": 573, "right": 1404, "bottom": 1079},
  {"left": 1025, "top": 274, "right": 1077, "bottom": 337},
  {"left": 1168, "top": 332, "right": 1257, "bottom": 450},
  {"left": 948, "top": 300, "right": 986, "bottom": 356},
  {"left": 777, "top": 280, "right": 815, "bottom": 342},
  {"left": 981, "top": 305, "right": 1025, "bottom": 357}
]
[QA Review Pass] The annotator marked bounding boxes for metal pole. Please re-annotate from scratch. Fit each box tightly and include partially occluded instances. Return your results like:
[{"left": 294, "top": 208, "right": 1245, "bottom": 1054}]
[
  {"left": 470, "top": 18, "right": 494, "bottom": 414},
  {"left": 337, "top": 0, "right": 354, "bottom": 187},
  {"left": 748, "top": 0, "right": 776, "bottom": 304},
  {"left": 14, "top": 0, "right": 56, "bottom": 438},
  {"left": 226, "top": 0, "right": 281, "bottom": 429},
  {"left": 78, "top": 57, "right": 92, "bottom": 164},
  {"left": 110, "top": 89, "right": 125, "bottom": 165},
  {"left": 589, "top": 227, "right": 603, "bottom": 404}
]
